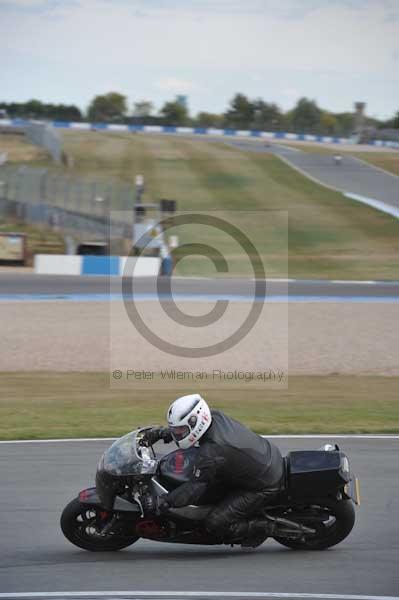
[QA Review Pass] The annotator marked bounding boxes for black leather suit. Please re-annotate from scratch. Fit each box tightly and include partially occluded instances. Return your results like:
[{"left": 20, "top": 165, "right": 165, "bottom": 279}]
[{"left": 152, "top": 410, "right": 284, "bottom": 538}]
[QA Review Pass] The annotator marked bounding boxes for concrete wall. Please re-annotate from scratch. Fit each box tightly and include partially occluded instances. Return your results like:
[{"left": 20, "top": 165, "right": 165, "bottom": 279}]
[{"left": 34, "top": 255, "right": 161, "bottom": 276}]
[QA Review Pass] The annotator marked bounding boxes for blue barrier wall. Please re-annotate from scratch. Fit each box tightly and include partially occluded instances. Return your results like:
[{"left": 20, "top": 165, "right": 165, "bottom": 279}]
[
  {"left": 2, "top": 118, "right": 398, "bottom": 148},
  {"left": 82, "top": 256, "right": 120, "bottom": 276}
]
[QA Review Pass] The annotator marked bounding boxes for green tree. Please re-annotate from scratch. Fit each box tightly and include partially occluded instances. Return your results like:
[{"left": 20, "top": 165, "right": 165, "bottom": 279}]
[
  {"left": 24, "top": 99, "right": 45, "bottom": 118},
  {"left": 159, "top": 100, "right": 189, "bottom": 126},
  {"left": 56, "top": 104, "right": 82, "bottom": 121},
  {"left": 379, "top": 110, "right": 399, "bottom": 129},
  {"left": 0, "top": 100, "right": 82, "bottom": 121},
  {"left": 333, "top": 112, "right": 355, "bottom": 136},
  {"left": 320, "top": 112, "right": 338, "bottom": 135},
  {"left": 87, "top": 92, "right": 127, "bottom": 122},
  {"left": 291, "top": 97, "right": 322, "bottom": 133},
  {"left": 132, "top": 101, "right": 154, "bottom": 119},
  {"left": 252, "top": 100, "right": 283, "bottom": 130},
  {"left": 224, "top": 93, "right": 255, "bottom": 129},
  {"left": 196, "top": 112, "right": 224, "bottom": 128}
]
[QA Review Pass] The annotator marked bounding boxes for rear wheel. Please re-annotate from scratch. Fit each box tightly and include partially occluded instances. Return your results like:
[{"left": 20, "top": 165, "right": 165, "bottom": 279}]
[
  {"left": 60, "top": 497, "right": 139, "bottom": 552},
  {"left": 273, "top": 500, "right": 355, "bottom": 550}
]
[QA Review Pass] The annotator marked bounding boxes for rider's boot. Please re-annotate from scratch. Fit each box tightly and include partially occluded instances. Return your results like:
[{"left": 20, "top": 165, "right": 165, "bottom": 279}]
[{"left": 229, "top": 519, "right": 274, "bottom": 548}]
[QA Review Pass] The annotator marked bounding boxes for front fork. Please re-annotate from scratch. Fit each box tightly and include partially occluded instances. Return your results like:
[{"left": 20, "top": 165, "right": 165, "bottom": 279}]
[{"left": 78, "top": 487, "right": 141, "bottom": 536}]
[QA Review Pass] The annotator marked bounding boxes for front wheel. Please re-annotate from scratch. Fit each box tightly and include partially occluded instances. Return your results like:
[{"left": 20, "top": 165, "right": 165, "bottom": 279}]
[
  {"left": 274, "top": 500, "right": 355, "bottom": 550},
  {"left": 60, "top": 497, "right": 139, "bottom": 552}
]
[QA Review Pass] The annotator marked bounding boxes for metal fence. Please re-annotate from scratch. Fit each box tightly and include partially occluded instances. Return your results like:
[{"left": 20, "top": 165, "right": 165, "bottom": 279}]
[
  {"left": 24, "top": 121, "right": 63, "bottom": 163},
  {"left": 0, "top": 165, "right": 134, "bottom": 240}
]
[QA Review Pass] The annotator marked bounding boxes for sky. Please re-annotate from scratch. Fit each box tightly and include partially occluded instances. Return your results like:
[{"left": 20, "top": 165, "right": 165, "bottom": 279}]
[{"left": 1, "top": 0, "right": 398, "bottom": 119}]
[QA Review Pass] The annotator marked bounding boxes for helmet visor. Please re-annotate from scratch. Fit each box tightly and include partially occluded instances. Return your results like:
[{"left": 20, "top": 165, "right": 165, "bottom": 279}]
[{"left": 171, "top": 425, "right": 190, "bottom": 443}]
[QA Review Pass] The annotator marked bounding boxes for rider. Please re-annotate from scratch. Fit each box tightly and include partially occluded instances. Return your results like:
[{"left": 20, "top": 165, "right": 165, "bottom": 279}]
[{"left": 143, "top": 393, "right": 285, "bottom": 547}]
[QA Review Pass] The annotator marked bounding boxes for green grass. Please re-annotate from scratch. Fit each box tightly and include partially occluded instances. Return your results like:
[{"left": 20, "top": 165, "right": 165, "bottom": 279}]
[
  {"left": 0, "top": 373, "right": 398, "bottom": 439},
  {"left": 6, "top": 131, "right": 399, "bottom": 279},
  {"left": 0, "top": 133, "right": 49, "bottom": 164}
]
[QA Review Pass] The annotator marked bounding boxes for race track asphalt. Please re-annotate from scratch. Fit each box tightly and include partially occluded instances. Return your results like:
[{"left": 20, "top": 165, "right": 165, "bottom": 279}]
[
  {"left": 0, "top": 437, "right": 398, "bottom": 596},
  {"left": 227, "top": 140, "right": 399, "bottom": 212},
  {"left": 1, "top": 273, "right": 399, "bottom": 300},
  {"left": 280, "top": 154, "right": 399, "bottom": 212}
]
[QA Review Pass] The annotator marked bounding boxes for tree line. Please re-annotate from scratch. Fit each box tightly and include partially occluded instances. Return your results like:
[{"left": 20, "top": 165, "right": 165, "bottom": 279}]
[
  {"left": 0, "top": 99, "right": 82, "bottom": 122},
  {"left": 1, "top": 93, "right": 398, "bottom": 137}
]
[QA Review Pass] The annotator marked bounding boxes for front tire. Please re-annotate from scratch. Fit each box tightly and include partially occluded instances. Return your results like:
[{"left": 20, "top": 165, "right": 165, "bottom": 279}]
[
  {"left": 60, "top": 498, "right": 139, "bottom": 552},
  {"left": 274, "top": 500, "right": 355, "bottom": 550}
]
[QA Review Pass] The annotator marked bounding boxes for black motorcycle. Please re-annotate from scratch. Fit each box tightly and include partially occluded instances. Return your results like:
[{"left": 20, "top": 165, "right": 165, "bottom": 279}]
[{"left": 61, "top": 427, "right": 359, "bottom": 552}]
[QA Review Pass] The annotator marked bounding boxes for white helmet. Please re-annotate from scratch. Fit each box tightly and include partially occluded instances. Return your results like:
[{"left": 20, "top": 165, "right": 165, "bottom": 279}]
[{"left": 167, "top": 394, "right": 212, "bottom": 449}]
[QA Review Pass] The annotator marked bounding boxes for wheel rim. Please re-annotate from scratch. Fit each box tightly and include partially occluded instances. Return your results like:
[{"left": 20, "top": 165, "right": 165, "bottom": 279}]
[
  {"left": 281, "top": 505, "right": 339, "bottom": 542},
  {"left": 74, "top": 508, "right": 109, "bottom": 543},
  {"left": 309, "top": 513, "right": 337, "bottom": 539}
]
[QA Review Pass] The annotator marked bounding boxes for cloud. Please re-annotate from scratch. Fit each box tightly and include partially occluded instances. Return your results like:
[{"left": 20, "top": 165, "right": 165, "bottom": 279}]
[
  {"left": 155, "top": 78, "right": 199, "bottom": 94},
  {"left": 0, "top": 0, "right": 44, "bottom": 5},
  {"left": 0, "top": 0, "right": 398, "bottom": 118},
  {"left": 2, "top": 0, "right": 397, "bottom": 19},
  {"left": 0, "top": 0, "right": 71, "bottom": 7},
  {"left": 91, "top": 0, "right": 399, "bottom": 21},
  {"left": 3, "top": 0, "right": 394, "bottom": 75},
  {"left": 0, "top": 0, "right": 79, "bottom": 17},
  {"left": 282, "top": 88, "right": 302, "bottom": 101}
]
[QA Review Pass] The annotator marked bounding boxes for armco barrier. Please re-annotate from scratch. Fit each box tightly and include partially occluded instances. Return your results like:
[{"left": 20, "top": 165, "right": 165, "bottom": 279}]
[{"left": 34, "top": 255, "right": 161, "bottom": 276}]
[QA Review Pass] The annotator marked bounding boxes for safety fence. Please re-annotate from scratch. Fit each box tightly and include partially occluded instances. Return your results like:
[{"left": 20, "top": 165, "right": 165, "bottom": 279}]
[
  {"left": 0, "top": 165, "right": 133, "bottom": 239},
  {"left": 24, "top": 121, "right": 63, "bottom": 163}
]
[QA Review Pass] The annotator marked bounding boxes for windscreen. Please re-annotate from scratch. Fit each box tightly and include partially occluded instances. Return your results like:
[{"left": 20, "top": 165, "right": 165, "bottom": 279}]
[{"left": 101, "top": 429, "right": 157, "bottom": 476}]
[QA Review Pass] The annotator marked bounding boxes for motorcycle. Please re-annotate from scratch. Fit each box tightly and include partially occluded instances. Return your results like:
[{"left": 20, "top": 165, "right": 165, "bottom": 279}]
[{"left": 60, "top": 426, "right": 360, "bottom": 552}]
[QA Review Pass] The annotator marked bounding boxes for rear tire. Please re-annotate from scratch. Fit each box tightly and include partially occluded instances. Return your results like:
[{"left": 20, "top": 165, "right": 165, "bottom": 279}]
[
  {"left": 60, "top": 497, "right": 139, "bottom": 552},
  {"left": 274, "top": 500, "right": 355, "bottom": 550}
]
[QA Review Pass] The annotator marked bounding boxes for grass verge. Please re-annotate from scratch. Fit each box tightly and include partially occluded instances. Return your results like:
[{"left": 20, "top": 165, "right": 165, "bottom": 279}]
[
  {"left": 0, "top": 133, "right": 49, "bottom": 164},
  {"left": 350, "top": 152, "right": 399, "bottom": 176},
  {"left": 0, "top": 373, "right": 398, "bottom": 439}
]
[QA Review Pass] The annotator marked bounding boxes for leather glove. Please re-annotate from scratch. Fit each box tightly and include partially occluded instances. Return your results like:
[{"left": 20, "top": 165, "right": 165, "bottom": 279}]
[
  {"left": 159, "top": 427, "right": 173, "bottom": 444},
  {"left": 142, "top": 427, "right": 163, "bottom": 446}
]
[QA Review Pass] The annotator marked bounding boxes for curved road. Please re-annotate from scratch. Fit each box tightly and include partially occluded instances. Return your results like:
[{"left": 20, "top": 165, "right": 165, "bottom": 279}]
[
  {"left": 0, "top": 273, "right": 399, "bottom": 299},
  {"left": 226, "top": 139, "right": 399, "bottom": 216},
  {"left": 278, "top": 153, "right": 399, "bottom": 213},
  {"left": 0, "top": 437, "right": 398, "bottom": 597}
]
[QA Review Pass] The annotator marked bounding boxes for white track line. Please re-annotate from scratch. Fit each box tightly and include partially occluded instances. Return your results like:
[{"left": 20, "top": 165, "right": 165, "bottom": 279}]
[
  {"left": 330, "top": 280, "right": 377, "bottom": 284},
  {"left": 274, "top": 144, "right": 302, "bottom": 153},
  {"left": 0, "top": 593, "right": 398, "bottom": 600},
  {"left": 343, "top": 192, "right": 399, "bottom": 220},
  {"left": 0, "top": 434, "right": 399, "bottom": 444}
]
